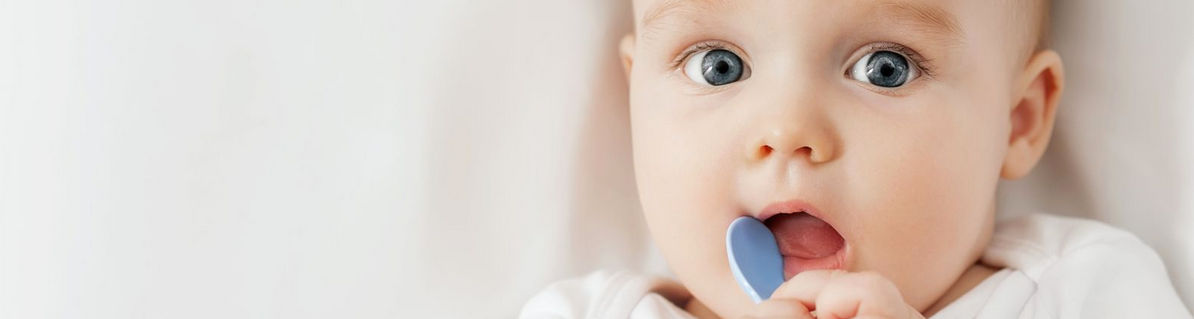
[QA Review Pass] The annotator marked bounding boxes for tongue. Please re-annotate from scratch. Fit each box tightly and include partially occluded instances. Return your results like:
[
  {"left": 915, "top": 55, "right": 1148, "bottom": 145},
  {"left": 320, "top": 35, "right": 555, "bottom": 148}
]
[{"left": 764, "top": 213, "right": 844, "bottom": 259}]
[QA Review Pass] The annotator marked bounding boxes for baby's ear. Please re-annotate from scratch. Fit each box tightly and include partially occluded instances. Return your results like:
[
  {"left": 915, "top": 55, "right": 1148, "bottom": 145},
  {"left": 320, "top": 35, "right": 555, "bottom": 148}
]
[
  {"left": 619, "top": 34, "right": 636, "bottom": 82},
  {"left": 1001, "top": 50, "right": 1065, "bottom": 179}
]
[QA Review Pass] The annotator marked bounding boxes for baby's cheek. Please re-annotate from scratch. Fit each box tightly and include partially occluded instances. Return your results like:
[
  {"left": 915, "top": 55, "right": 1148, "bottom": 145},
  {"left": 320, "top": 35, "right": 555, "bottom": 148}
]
[
  {"left": 632, "top": 98, "right": 745, "bottom": 225},
  {"left": 631, "top": 102, "right": 759, "bottom": 316},
  {"left": 846, "top": 119, "right": 1000, "bottom": 310}
]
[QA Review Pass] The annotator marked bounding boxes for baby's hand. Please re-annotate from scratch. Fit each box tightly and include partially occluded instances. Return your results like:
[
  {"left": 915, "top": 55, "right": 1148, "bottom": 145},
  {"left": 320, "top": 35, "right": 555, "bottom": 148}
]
[{"left": 745, "top": 270, "right": 924, "bottom": 319}]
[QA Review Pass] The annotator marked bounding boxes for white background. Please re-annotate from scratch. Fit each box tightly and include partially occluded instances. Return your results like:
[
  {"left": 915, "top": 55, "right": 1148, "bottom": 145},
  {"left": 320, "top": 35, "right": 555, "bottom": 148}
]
[{"left": 1, "top": 0, "right": 1191, "bottom": 318}]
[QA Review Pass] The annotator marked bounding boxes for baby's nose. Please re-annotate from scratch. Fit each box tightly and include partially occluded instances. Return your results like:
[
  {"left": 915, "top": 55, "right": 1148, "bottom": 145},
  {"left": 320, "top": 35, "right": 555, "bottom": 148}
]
[{"left": 747, "top": 127, "right": 836, "bottom": 164}]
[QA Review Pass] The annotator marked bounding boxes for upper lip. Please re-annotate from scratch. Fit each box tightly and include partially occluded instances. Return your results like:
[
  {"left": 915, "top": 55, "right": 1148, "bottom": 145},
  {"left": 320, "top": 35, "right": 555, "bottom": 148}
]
[{"left": 755, "top": 199, "right": 830, "bottom": 225}]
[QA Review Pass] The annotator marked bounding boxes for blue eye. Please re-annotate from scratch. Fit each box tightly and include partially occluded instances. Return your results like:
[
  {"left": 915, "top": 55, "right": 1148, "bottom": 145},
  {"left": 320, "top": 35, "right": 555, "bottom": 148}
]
[
  {"left": 849, "top": 51, "right": 918, "bottom": 88},
  {"left": 684, "top": 49, "right": 746, "bottom": 86}
]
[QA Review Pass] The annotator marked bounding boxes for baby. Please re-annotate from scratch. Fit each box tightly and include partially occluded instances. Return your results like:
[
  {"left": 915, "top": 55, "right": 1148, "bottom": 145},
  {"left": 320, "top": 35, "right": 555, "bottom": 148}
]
[{"left": 523, "top": 0, "right": 1192, "bottom": 318}]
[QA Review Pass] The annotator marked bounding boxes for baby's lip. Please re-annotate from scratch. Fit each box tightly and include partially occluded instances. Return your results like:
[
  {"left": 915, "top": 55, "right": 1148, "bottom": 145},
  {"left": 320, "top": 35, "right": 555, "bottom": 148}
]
[
  {"left": 753, "top": 199, "right": 848, "bottom": 277},
  {"left": 756, "top": 200, "right": 827, "bottom": 223},
  {"left": 754, "top": 200, "right": 842, "bottom": 249}
]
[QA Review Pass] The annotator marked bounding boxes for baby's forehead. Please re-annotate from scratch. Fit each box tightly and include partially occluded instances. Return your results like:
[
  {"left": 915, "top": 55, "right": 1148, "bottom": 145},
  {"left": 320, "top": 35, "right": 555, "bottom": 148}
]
[
  {"left": 631, "top": 0, "right": 1044, "bottom": 57},
  {"left": 635, "top": 0, "right": 960, "bottom": 27},
  {"left": 636, "top": 0, "right": 963, "bottom": 42}
]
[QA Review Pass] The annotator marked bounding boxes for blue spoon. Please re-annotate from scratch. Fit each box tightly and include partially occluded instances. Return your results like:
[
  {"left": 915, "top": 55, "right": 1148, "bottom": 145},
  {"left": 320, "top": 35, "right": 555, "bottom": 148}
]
[{"left": 725, "top": 216, "right": 785, "bottom": 303}]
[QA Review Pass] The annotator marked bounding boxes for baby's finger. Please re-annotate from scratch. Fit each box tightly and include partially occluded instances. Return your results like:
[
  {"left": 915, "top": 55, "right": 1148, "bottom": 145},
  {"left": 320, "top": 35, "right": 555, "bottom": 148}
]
[
  {"left": 743, "top": 298, "right": 816, "bottom": 319},
  {"left": 769, "top": 269, "right": 847, "bottom": 309},
  {"left": 813, "top": 271, "right": 919, "bottom": 319}
]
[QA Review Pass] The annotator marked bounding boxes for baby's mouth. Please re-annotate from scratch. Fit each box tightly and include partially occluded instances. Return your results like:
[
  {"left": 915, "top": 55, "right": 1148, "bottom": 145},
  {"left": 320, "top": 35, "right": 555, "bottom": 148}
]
[{"left": 763, "top": 212, "right": 846, "bottom": 278}]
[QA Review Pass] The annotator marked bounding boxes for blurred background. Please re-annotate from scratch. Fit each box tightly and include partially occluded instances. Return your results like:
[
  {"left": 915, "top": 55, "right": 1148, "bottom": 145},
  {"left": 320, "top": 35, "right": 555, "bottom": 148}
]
[{"left": 1, "top": 0, "right": 1191, "bottom": 317}]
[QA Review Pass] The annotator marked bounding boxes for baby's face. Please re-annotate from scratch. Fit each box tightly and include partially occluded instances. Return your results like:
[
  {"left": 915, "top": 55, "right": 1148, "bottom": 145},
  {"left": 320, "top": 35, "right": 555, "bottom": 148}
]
[{"left": 624, "top": 0, "right": 1044, "bottom": 316}]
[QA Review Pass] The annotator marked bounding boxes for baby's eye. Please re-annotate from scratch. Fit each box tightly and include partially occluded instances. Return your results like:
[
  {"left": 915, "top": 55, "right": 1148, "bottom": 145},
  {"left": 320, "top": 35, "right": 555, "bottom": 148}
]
[
  {"left": 684, "top": 49, "right": 747, "bottom": 86},
  {"left": 849, "top": 51, "right": 919, "bottom": 88}
]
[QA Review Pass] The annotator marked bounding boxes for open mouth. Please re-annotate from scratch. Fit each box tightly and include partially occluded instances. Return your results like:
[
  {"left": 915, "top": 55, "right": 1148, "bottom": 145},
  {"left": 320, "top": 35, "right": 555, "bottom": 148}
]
[{"left": 762, "top": 210, "right": 846, "bottom": 279}]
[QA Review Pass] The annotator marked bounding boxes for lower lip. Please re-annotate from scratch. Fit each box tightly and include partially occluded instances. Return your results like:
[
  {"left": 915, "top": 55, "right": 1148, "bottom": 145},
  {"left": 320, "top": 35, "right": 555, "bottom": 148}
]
[{"left": 781, "top": 245, "right": 847, "bottom": 279}]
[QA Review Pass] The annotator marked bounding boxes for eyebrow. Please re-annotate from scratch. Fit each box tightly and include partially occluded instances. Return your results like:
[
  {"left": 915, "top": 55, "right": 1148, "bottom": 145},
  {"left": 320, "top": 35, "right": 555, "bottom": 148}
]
[
  {"left": 638, "top": 0, "right": 963, "bottom": 42},
  {"left": 639, "top": 0, "right": 727, "bottom": 35},
  {"left": 875, "top": 1, "right": 963, "bottom": 41}
]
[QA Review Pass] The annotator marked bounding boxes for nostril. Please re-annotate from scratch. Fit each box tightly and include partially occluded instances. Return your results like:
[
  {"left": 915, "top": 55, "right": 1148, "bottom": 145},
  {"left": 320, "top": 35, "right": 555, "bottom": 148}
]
[
  {"left": 794, "top": 146, "right": 813, "bottom": 157},
  {"left": 758, "top": 145, "right": 774, "bottom": 158}
]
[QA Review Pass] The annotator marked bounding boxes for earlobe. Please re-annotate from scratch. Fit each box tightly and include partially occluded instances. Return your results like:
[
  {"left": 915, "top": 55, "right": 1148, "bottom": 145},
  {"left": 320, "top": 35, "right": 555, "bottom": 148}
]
[
  {"left": 619, "top": 34, "right": 636, "bottom": 81},
  {"left": 1001, "top": 50, "right": 1065, "bottom": 179}
]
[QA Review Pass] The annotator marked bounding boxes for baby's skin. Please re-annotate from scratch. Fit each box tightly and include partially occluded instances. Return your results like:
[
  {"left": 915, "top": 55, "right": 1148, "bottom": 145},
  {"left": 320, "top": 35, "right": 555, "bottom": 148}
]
[{"left": 619, "top": 0, "right": 1063, "bottom": 317}]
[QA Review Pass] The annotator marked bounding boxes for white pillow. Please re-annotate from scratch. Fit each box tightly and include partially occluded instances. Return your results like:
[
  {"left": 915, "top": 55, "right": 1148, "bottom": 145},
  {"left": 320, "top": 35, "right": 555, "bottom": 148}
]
[{"left": 2, "top": 0, "right": 657, "bottom": 318}]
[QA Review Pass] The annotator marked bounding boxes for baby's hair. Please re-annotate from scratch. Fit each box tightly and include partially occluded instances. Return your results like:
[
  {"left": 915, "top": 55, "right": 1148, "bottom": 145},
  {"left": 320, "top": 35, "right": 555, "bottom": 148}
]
[
  {"left": 1036, "top": 0, "right": 1052, "bottom": 51},
  {"left": 1019, "top": 0, "right": 1053, "bottom": 58}
]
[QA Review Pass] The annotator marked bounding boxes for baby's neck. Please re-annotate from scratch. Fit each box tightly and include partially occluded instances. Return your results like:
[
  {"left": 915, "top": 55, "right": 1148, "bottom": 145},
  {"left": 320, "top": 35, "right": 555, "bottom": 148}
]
[
  {"left": 682, "top": 296, "right": 720, "bottom": 319},
  {"left": 923, "top": 262, "right": 1001, "bottom": 316}
]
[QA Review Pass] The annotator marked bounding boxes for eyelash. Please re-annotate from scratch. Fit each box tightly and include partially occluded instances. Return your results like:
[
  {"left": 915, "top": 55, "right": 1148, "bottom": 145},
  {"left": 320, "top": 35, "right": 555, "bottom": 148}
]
[
  {"left": 669, "top": 41, "right": 936, "bottom": 79},
  {"left": 852, "top": 42, "right": 936, "bottom": 79},
  {"left": 670, "top": 40, "right": 740, "bottom": 70}
]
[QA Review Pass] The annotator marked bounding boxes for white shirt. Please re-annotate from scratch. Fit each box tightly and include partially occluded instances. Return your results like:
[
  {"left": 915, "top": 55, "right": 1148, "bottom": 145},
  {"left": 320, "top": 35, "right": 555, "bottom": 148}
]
[{"left": 520, "top": 214, "right": 1192, "bottom": 318}]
